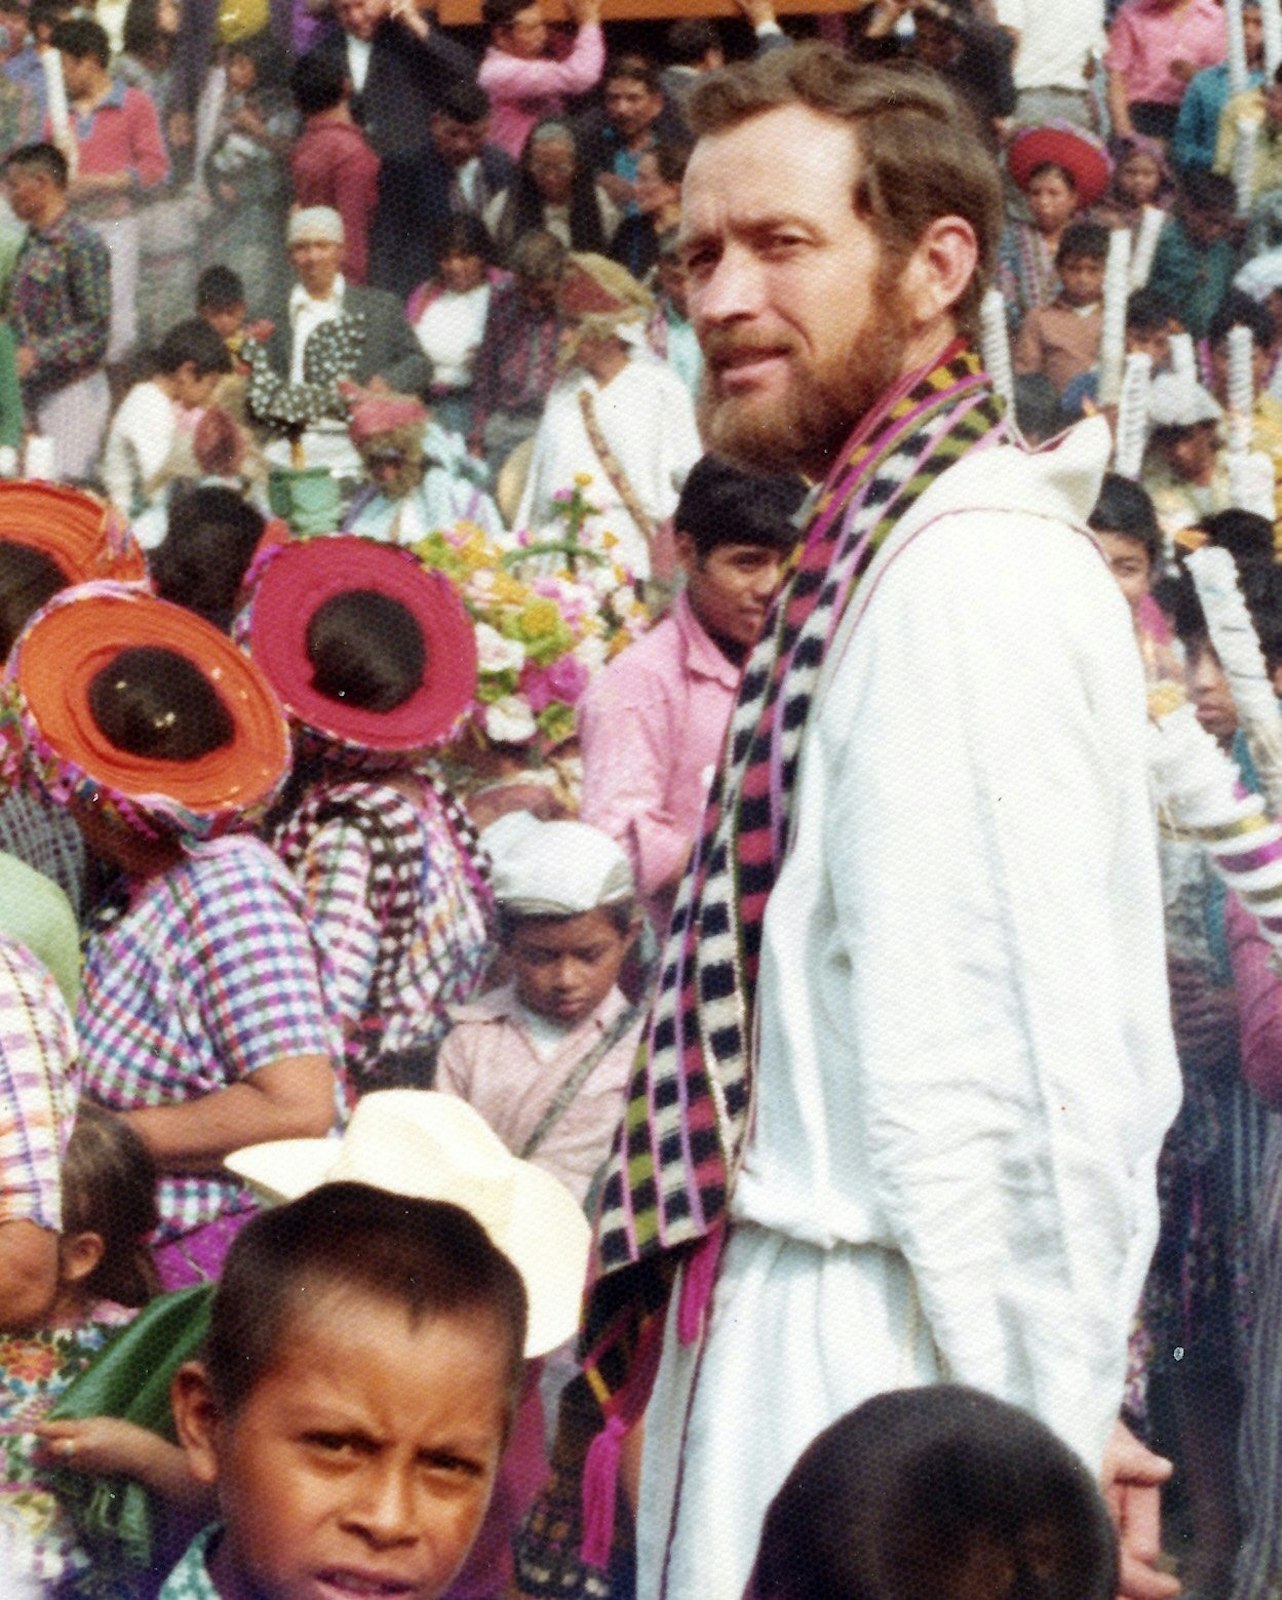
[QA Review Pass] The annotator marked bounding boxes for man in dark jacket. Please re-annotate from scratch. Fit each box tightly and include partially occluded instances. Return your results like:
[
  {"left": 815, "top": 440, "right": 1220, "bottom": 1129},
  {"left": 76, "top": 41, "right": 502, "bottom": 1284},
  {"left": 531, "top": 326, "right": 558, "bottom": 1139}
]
[
  {"left": 313, "top": 0, "right": 477, "bottom": 158},
  {"left": 369, "top": 78, "right": 514, "bottom": 298}
]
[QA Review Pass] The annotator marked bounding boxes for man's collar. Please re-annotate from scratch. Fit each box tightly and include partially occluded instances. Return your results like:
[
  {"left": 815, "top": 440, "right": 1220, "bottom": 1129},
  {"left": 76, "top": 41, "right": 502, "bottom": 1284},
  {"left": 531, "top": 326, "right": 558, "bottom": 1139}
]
[
  {"left": 673, "top": 590, "right": 743, "bottom": 687},
  {"left": 290, "top": 273, "right": 346, "bottom": 315}
]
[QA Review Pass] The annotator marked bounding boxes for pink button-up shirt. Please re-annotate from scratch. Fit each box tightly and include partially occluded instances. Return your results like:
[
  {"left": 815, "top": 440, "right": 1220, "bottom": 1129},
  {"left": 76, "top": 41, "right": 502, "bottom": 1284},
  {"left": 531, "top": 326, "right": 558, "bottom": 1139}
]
[
  {"left": 435, "top": 980, "right": 641, "bottom": 1206},
  {"left": 1106, "top": 0, "right": 1226, "bottom": 108},
  {"left": 478, "top": 24, "right": 604, "bottom": 158},
  {"left": 578, "top": 591, "right": 741, "bottom": 937}
]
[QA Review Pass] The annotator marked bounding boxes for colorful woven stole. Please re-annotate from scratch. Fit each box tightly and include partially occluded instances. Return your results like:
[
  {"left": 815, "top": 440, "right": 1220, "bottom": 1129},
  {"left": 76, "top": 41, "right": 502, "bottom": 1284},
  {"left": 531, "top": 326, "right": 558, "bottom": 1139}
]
[{"left": 566, "top": 342, "right": 1007, "bottom": 1576}]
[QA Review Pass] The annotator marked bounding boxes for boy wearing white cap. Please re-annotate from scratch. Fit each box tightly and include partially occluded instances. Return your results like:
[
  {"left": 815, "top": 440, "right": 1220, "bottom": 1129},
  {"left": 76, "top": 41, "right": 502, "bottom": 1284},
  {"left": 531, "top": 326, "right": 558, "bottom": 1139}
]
[{"left": 436, "top": 816, "right": 643, "bottom": 1210}]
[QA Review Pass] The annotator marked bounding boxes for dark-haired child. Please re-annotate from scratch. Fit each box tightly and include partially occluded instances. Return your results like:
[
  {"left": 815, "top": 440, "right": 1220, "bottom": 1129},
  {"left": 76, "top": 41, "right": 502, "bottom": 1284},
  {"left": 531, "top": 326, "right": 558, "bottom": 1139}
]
[
  {"left": 165, "top": 1178, "right": 532, "bottom": 1600},
  {"left": 1013, "top": 221, "right": 1107, "bottom": 395},
  {"left": 1148, "top": 170, "right": 1242, "bottom": 341},
  {"left": 100, "top": 318, "right": 234, "bottom": 535},
  {"left": 148, "top": 485, "right": 266, "bottom": 634},
  {"left": 245, "top": 537, "right": 493, "bottom": 1092},
  {"left": 1088, "top": 472, "right": 1179, "bottom": 684},
  {"left": 4, "top": 584, "right": 343, "bottom": 1288},
  {"left": 437, "top": 817, "right": 641, "bottom": 1209},
  {"left": 747, "top": 1386, "right": 1117, "bottom": 1600}
]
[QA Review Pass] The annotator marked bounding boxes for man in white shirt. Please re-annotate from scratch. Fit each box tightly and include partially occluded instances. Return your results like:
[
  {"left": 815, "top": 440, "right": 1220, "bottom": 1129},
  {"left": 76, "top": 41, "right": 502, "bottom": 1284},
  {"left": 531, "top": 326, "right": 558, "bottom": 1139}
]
[
  {"left": 995, "top": 0, "right": 1106, "bottom": 129},
  {"left": 558, "top": 42, "right": 1182, "bottom": 1600},
  {"left": 514, "top": 252, "right": 701, "bottom": 582}
]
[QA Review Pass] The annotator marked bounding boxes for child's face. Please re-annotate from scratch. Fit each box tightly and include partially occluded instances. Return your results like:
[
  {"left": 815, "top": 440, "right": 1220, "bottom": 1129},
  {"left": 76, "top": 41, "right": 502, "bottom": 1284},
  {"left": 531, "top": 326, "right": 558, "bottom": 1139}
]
[
  {"left": 1093, "top": 529, "right": 1152, "bottom": 614},
  {"left": 0, "top": 1218, "right": 61, "bottom": 1332},
  {"left": 1187, "top": 641, "right": 1238, "bottom": 744},
  {"left": 226, "top": 51, "right": 257, "bottom": 92},
  {"left": 1118, "top": 153, "right": 1161, "bottom": 207},
  {"left": 1026, "top": 170, "right": 1076, "bottom": 235},
  {"left": 1057, "top": 253, "right": 1105, "bottom": 307},
  {"left": 203, "top": 303, "right": 246, "bottom": 340},
  {"left": 1159, "top": 421, "right": 1219, "bottom": 484},
  {"left": 179, "top": 1294, "right": 511, "bottom": 1600},
  {"left": 508, "top": 907, "right": 631, "bottom": 1027}
]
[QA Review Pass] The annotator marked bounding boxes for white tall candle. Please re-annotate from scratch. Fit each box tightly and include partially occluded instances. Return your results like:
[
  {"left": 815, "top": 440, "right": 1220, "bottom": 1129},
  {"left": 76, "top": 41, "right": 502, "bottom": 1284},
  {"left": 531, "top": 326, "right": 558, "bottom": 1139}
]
[
  {"left": 1234, "top": 115, "right": 1259, "bottom": 214},
  {"left": 979, "top": 287, "right": 1014, "bottom": 411},
  {"left": 40, "top": 46, "right": 70, "bottom": 151},
  {"left": 1129, "top": 206, "right": 1164, "bottom": 291},
  {"left": 1263, "top": 0, "right": 1282, "bottom": 78},
  {"left": 1227, "top": 0, "right": 1249, "bottom": 96},
  {"left": 1099, "top": 228, "right": 1132, "bottom": 407},
  {"left": 1113, "top": 351, "right": 1152, "bottom": 479},
  {"left": 23, "top": 436, "right": 54, "bottom": 481},
  {"left": 1227, "top": 322, "right": 1256, "bottom": 453},
  {"left": 1170, "top": 333, "right": 1198, "bottom": 410}
]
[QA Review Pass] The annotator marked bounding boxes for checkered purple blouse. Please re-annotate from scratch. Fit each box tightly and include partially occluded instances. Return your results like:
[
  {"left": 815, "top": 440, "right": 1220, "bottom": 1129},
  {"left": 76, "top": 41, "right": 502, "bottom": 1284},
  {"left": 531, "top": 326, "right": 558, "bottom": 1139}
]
[{"left": 77, "top": 836, "right": 345, "bottom": 1244}]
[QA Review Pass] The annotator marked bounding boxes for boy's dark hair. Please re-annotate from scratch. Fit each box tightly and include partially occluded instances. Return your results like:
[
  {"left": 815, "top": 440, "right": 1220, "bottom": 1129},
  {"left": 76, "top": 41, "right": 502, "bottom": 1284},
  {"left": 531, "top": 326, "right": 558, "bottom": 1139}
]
[
  {"left": 438, "top": 77, "right": 491, "bottom": 125},
  {"left": 305, "top": 590, "right": 425, "bottom": 714},
  {"left": 29, "top": 0, "right": 73, "bottom": 38},
  {"left": 667, "top": 18, "right": 719, "bottom": 64},
  {"left": 150, "top": 488, "right": 265, "bottom": 632},
  {"left": 1055, "top": 220, "right": 1108, "bottom": 267},
  {"left": 751, "top": 1386, "right": 1117, "bottom": 1600},
  {"left": 1208, "top": 289, "right": 1274, "bottom": 352},
  {"left": 4, "top": 140, "right": 68, "bottom": 189},
  {"left": 205, "top": 1183, "right": 528, "bottom": 1420},
  {"left": 51, "top": 15, "right": 109, "bottom": 63},
  {"left": 0, "top": 541, "right": 67, "bottom": 658},
  {"left": 482, "top": 0, "right": 529, "bottom": 31},
  {"left": 497, "top": 898, "right": 636, "bottom": 945},
  {"left": 605, "top": 51, "right": 662, "bottom": 94},
  {"left": 675, "top": 455, "right": 804, "bottom": 562},
  {"left": 290, "top": 48, "right": 347, "bottom": 116},
  {"left": 1089, "top": 473, "right": 1161, "bottom": 568},
  {"left": 1126, "top": 286, "right": 1174, "bottom": 333},
  {"left": 1180, "top": 167, "right": 1238, "bottom": 219},
  {"left": 62, "top": 1103, "right": 160, "bottom": 1308},
  {"left": 155, "top": 317, "right": 234, "bottom": 378},
  {"left": 88, "top": 646, "right": 236, "bottom": 761},
  {"left": 196, "top": 263, "right": 246, "bottom": 312},
  {"left": 1168, "top": 557, "right": 1282, "bottom": 671},
  {"left": 1201, "top": 507, "right": 1277, "bottom": 568},
  {"left": 437, "top": 211, "right": 495, "bottom": 266}
]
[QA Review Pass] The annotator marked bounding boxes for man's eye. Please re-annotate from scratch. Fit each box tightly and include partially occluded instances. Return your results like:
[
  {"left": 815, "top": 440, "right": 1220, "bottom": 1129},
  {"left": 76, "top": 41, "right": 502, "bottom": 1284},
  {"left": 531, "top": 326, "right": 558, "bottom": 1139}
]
[{"left": 304, "top": 1433, "right": 361, "bottom": 1455}]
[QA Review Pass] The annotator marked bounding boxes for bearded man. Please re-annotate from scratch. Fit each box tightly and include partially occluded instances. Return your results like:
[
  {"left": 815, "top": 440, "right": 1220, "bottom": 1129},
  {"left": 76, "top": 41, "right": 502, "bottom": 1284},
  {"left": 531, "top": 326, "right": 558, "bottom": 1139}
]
[{"left": 559, "top": 43, "right": 1182, "bottom": 1600}]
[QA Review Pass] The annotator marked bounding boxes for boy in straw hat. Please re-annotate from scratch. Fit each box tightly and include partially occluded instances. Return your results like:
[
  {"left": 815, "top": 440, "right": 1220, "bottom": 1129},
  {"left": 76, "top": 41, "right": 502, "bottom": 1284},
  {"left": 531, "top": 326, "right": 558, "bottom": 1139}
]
[
  {"left": 513, "top": 251, "right": 700, "bottom": 583},
  {"left": 205, "top": 1091, "right": 590, "bottom": 1600},
  {"left": 436, "top": 815, "right": 643, "bottom": 1212}
]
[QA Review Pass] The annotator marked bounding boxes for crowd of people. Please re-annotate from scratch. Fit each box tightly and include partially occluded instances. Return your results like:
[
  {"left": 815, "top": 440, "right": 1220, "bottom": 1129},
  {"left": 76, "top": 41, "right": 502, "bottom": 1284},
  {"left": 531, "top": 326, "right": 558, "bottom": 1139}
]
[{"left": 4, "top": 0, "right": 1282, "bottom": 1597}]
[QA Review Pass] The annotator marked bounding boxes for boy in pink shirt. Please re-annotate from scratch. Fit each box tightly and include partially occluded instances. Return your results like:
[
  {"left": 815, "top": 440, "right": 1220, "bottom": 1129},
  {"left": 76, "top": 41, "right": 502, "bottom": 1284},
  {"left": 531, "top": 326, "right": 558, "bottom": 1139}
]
[
  {"left": 436, "top": 816, "right": 642, "bottom": 1211},
  {"left": 478, "top": 0, "right": 604, "bottom": 159}
]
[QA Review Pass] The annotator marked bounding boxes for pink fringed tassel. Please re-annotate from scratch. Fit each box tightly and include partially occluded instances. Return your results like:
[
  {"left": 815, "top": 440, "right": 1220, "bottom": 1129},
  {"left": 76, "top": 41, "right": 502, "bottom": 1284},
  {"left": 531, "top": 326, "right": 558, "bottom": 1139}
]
[
  {"left": 677, "top": 1226, "right": 724, "bottom": 1346},
  {"left": 581, "top": 1414, "right": 628, "bottom": 1570}
]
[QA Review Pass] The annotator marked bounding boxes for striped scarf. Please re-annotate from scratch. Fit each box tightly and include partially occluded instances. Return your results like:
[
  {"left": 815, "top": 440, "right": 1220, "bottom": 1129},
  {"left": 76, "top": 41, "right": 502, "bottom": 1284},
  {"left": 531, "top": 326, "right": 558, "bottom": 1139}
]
[{"left": 561, "top": 343, "right": 1007, "bottom": 1580}]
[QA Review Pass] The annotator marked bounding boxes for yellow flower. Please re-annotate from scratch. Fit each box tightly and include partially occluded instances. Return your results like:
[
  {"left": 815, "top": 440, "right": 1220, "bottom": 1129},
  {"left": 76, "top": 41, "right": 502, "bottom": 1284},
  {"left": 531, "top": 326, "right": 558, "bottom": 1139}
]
[
  {"left": 601, "top": 530, "right": 619, "bottom": 550},
  {"left": 574, "top": 471, "right": 594, "bottom": 488},
  {"left": 519, "top": 598, "right": 561, "bottom": 639}
]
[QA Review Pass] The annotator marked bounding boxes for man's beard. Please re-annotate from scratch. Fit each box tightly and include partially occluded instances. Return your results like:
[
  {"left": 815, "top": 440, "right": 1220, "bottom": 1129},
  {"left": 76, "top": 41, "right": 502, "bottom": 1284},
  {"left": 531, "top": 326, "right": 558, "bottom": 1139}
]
[{"left": 696, "top": 281, "right": 911, "bottom": 479}]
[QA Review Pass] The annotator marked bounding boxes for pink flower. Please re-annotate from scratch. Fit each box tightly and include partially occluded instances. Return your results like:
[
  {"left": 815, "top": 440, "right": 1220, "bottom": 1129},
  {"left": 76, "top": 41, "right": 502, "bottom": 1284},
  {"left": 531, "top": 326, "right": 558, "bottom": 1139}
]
[{"left": 520, "top": 655, "right": 590, "bottom": 713}]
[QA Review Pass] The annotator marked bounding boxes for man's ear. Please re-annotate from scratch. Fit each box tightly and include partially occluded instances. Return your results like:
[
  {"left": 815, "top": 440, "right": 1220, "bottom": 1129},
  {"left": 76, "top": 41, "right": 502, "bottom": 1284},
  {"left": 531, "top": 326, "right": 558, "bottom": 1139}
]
[
  {"left": 900, "top": 213, "right": 980, "bottom": 332},
  {"left": 172, "top": 1362, "right": 224, "bottom": 1488}
]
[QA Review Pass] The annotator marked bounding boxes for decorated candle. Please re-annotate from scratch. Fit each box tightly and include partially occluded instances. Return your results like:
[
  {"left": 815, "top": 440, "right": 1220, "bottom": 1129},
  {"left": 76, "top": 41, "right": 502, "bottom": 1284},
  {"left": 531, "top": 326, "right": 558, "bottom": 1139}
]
[
  {"left": 1227, "top": 0, "right": 1250, "bottom": 95},
  {"left": 1129, "top": 207, "right": 1164, "bottom": 291},
  {"left": 1187, "top": 543, "right": 1282, "bottom": 820},
  {"left": 1227, "top": 322, "right": 1256, "bottom": 453},
  {"left": 979, "top": 287, "right": 1014, "bottom": 411},
  {"left": 1099, "top": 228, "right": 1132, "bottom": 407},
  {"left": 1264, "top": 0, "right": 1282, "bottom": 78},
  {"left": 1169, "top": 333, "right": 1198, "bottom": 411},
  {"left": 1234, "top": 115, "right": 1259, "bottom": 215},
  {"left": 1113, "top": 351, "right": 1152, "bottom": 480}
]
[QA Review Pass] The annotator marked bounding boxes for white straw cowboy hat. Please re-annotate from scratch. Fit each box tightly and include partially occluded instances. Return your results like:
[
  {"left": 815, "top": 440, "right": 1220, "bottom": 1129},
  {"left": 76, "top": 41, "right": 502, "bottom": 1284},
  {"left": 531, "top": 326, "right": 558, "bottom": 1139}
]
[{"left": 226, "top": 1090, "right": 591, "bottom": 1358}]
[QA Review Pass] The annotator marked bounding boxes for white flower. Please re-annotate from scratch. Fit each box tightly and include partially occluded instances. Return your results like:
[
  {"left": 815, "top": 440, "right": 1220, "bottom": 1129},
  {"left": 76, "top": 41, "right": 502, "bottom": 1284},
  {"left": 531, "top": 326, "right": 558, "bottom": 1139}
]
[
  {"left": 574, "top": 634, "right": 608, "bottom": 676},
  {"left": 474, "top": 622, "right": 527, "bottom": 674},
  {"left": 485, "top": 695, "right": 538, "bottom": 745}
]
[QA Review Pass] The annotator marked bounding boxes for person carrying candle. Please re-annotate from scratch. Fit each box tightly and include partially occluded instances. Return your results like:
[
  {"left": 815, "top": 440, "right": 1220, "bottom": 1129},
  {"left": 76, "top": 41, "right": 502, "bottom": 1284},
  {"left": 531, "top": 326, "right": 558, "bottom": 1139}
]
[{"left": 1012, "top": 219, "right": 1108, "bottom": 395}]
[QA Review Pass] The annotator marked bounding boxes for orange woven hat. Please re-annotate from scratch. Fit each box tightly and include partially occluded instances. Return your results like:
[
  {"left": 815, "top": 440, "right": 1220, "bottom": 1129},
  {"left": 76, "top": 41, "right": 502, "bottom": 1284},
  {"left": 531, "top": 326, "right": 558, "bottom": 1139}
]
[
  {"left": 0, "top": 481, "right": 145, "bottom": 584},
  {"left": 6, "top": 583, "right": 291, "bottom": 840}
]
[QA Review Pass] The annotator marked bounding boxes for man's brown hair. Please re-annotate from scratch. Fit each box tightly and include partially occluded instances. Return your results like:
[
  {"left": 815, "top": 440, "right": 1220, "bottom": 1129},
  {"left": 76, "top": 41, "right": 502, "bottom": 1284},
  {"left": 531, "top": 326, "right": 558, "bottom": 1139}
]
[{"left": 686, "top": 43, "right": 1002, "bottom": 337}]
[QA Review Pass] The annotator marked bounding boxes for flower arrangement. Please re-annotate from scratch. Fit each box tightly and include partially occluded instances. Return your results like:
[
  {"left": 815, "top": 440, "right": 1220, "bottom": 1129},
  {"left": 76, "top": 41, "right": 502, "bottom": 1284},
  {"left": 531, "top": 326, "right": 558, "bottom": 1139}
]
[{"left": 412, "top": 475, "right": 651, "bottom": 752}]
